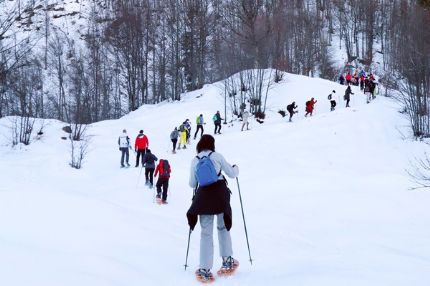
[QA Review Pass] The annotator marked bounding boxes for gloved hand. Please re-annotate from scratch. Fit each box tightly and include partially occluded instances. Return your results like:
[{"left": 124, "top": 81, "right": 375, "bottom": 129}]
[
  {"left": 232, "top": 164, "right": 239, "bottom": 175},
  {"left": 119, "top": 147, "right": 121, "bottom": 151}
]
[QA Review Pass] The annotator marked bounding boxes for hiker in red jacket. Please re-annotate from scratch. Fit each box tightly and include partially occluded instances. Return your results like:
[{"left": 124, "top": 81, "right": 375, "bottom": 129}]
[
  {"left": 135, "top": 130, "right": 149, "bottom": 167},
  {"left": 154, "top": 159, "right": 171, "bottom": 204},
  {"left": 305, "top": 98, "right": 317, "bottom": 117},
  {"left": 345, "top": 72, "right": 352, "bottom": 85}
]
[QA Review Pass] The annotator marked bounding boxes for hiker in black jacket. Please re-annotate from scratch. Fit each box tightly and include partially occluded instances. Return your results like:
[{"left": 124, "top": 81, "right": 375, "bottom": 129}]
[
  {"left": 142, "top": 149, "right": 158, "bottom": 188},
  {"left": 286, "top": 102, "right": 298, "bottom": 122},
  {"left": 344, "top": 85, "right": 354, "bottom": 108}
]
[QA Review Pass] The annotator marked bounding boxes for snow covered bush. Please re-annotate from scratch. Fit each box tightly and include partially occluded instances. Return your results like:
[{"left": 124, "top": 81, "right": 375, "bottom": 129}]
[
  {"left": 69, "top": 124, "right": 90, "bottom": 169},
  {"left": 9, "top": 116, "right": 35, "bottom": 146}
]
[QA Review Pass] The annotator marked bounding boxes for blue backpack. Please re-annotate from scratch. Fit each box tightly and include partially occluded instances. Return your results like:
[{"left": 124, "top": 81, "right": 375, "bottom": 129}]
[{"left": 195, "top": 152, "right": 220, "bottom": 187}]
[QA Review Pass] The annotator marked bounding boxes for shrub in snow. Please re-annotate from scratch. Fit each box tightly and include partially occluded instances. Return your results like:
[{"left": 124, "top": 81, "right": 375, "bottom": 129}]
[
  {"left": 69, "top": 124, "right": 90, "bottom": 169},
  {"left": 62, "top": 126, "right": 72, "bottom": 133},
  {"left": 278, "top": 110, "right": 286, "bottom": 117},
  {"left": 9, "top": 116, "right": 35, "bottom": 146}
]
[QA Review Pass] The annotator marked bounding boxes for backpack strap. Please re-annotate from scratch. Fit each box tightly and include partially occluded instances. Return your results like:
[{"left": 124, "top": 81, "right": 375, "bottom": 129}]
[
  {"left": 208, "top": 152, "right": 222, "bottom": 176},
  {"left": 196, "top": 152, "right": 222, "bottom": 176}
]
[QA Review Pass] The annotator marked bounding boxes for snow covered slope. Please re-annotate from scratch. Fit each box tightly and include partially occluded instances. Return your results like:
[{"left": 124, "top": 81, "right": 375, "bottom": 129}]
[{"left": 1, "top": 73, "right": 429, "bottom": 286}]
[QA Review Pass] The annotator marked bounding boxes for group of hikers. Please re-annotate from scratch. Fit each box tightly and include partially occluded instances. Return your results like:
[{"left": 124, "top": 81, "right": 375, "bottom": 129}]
[
  {"left": 286, "top": 70, "right": 377, "bottom": 122},
  {"left": 114, "top": 69, "right": 379, "bottom": 281},
  {"left": 117, "top": 129, "right": 170, "bottom": 204},
  {"left": 118, "top": 122, "right": 241, "bottom": 282},
  {"left": 339, "top": 70, "right": 378, "bottom": 103},
  {"left": 116, "top": 109, "right": 250, "bottom": 204}
]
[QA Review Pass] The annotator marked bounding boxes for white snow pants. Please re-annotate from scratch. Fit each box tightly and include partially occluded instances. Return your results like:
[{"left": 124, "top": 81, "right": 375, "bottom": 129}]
[{"left": 199, "top": 213, "right": 233, "bottom": 270}]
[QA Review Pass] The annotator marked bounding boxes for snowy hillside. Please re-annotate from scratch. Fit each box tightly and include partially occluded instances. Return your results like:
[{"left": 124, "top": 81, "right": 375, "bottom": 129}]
[{"left": 1, "top": 73, "right": 430, "bottom": 286}]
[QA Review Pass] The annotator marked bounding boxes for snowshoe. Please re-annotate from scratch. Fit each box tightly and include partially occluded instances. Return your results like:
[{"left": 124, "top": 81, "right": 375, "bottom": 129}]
[
  {"left": 195, "top": 269, "right": 215, "bottom": 283},
  {"left": 155, "top": 194, "right": 163, "bottom": 204},
  {"left": 217, "top": 257, "right": 239, "bottom": 277}
]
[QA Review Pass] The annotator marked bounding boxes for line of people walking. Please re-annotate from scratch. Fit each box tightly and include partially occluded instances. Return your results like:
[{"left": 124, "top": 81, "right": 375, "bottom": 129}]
[{"left": 286, "top": 84, "right": 361, "bottom": 122}]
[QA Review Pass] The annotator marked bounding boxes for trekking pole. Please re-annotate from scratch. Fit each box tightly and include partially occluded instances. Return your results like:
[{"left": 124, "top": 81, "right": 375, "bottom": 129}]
[
  {"left": 184, "top": 228, "right": 192, "bottom": 270},
  {"left": 236, "top": 177, "right": 253, "bottom": 265}
]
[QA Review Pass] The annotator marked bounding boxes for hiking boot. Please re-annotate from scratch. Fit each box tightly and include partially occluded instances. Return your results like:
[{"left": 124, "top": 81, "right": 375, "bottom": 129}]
[
  {"left": 220, "top": 256, "right": 239, "bottom": 272},
  {"left": 195, "top": 268, "right": 213, "bottom": 282},
  {"left": 156, "top": 193, "right": 161, "bottom": 199}
]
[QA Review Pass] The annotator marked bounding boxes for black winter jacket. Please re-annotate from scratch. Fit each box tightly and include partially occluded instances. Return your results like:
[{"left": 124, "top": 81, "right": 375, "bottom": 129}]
[
  {"left": 186, "top": 180, "right": 232, "bottom": 231},
  {"left": 142, "top": 153, "right": 158, "bottom": 169}
]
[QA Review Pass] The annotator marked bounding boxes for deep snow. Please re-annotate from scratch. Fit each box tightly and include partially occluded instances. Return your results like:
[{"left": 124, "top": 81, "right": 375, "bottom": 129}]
[{"left": 1, "top": 73, "right": 430, "bottom": 286}]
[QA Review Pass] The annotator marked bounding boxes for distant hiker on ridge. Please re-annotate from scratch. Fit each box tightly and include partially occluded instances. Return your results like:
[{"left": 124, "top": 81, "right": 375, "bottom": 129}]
[
  {"left": 118, "top": 129, "right": 131, "bottom": 168},
  {"left": 305, "top": 98, "right": 317, "bottom": 117},
  {"left": 328, "top": 90, "right": 336, "bottom": 111},
  {"left": 241, "top": 110, "right": 250, "bottom": 131},
  {"left": 344, "top": 84, "right": 354, "bottom": 108},
  {"left": 345, "top": 72, "right": 352, "bottom": 85},
  {"left": 286, "top": 101, "right": 298, "bottom": 122},
  {"left": 339, "top": 74, "right": 345, "bottom": 85}
]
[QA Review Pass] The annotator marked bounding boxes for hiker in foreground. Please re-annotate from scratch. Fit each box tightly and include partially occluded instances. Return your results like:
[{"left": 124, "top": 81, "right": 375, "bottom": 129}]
[{"left": 186, "top": 134, "right": 240, "bottom": 282}]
